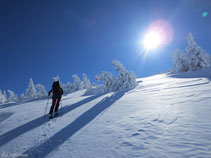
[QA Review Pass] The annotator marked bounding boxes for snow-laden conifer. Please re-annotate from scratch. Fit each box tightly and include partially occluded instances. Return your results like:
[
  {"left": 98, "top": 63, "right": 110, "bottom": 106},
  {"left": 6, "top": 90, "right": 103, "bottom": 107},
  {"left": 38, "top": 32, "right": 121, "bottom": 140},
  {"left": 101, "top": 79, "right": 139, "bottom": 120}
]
[
  {"left": 173, "top": 33, "right": 211, "bottom": 72},
  {"left": 185, "top": 33, "right": 211, "bottom": 71},
  {"left": 62, "top": 74, "right": 92, "bottom": 94},
  {"left": 112, "top": 60, "right": 137, "bottom": 89},
  {"left": 7, "top": 90, "right": 18, "bottom": 102},
  {"left": 72, "top": 74, "right": 83, "bottom": 91},
  {"left": 36, "top": 84, "right": 47, "bottom": 98},
  {"left": 96, "top": 71, "right": 120, "bottom": 93},
  {"left": 53, "top": 75, "right": 60, "bottom": 82},
  {"left": 0, "top": 89, "right": 7, "bottom": 104},
  {"left": 19, "top": 93, "right": 25, "bottom": 102},
  {"left": 82, "top": 73, "right": 91, "bottom": 89},
  {"left": 173, "top": 49, "right": 189, "bottom": 72},
  {"left": 88, "top": 60, "right": 137, "bottom": 95},
  {"left": 3, "top": 91, "right": 7, "bottom": 103},
  {"left": 62, "top": 82, "right": 73, "bottom": 94},
  {"left": 25, "top": 78, "right": 37, "bottom": 100}
]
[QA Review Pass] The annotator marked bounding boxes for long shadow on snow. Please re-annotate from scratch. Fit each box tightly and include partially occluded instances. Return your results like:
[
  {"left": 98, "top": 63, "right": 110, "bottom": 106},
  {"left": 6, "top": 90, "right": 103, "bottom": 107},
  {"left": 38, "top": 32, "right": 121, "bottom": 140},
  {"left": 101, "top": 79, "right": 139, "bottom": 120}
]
[
  {"left": 0, "top": 102, "right": 20, "bottom": 109},
  {"left": 0, "top": 94, "right": 102, "bottom": 147},
  {"left": 0, "top": 97, "right": 49, "bottom": 110},
  {"left": 0, "top": 113, "right": 14, "bottom": 124},
  {"left": 22, "top": 90, "right": 126, "bottom": 158}
]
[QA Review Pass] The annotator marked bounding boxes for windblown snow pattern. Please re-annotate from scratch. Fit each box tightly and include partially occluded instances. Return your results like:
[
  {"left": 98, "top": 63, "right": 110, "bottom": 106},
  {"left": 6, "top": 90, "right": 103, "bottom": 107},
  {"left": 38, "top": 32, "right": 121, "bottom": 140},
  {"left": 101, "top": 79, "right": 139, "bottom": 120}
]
[{"left": 0, "top": 68, "right": 211, "bottom": 158}]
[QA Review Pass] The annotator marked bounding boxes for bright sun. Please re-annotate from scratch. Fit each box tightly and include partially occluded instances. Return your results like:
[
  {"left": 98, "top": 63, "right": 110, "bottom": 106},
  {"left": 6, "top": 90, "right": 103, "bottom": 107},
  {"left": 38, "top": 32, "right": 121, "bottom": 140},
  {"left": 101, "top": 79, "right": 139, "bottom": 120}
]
[{"left": 143, "top": 31, "right": 162, "bottom": 50}]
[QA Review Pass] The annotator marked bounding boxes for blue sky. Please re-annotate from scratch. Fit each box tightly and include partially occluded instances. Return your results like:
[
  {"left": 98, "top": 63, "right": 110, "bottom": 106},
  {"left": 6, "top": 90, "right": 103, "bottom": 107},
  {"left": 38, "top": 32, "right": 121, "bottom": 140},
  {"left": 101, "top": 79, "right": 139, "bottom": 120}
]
[{"left": 0, "top": 0, "right": 211, "bottom": 95}]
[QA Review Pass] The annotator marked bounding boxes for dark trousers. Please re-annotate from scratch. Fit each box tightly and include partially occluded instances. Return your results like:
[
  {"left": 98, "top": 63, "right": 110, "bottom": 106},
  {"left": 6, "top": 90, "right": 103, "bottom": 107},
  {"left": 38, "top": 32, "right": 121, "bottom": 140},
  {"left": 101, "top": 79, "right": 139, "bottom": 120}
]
[{"left": 49, "top": 98, "right": 61, "bottom": 114}]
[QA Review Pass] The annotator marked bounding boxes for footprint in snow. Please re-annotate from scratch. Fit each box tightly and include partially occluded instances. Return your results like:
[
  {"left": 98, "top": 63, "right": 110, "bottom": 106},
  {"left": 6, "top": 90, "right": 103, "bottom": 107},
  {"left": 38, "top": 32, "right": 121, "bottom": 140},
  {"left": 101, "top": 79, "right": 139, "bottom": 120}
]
[
  {"left": 121, "top": 141, "right": 134, "bottom": 147},
  {"left": 131, "top": 133, "right": 140, "bottom": 137},
  {"left": 153, "top": 119, "right": 164, "bottom": 123}
]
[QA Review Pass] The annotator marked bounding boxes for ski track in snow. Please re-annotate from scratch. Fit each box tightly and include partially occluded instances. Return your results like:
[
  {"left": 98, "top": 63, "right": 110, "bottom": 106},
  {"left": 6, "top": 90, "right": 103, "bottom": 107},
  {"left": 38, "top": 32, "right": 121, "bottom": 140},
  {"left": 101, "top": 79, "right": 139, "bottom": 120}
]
[{"left": 0, "top": 69, "right": 211, "bottom": 158}]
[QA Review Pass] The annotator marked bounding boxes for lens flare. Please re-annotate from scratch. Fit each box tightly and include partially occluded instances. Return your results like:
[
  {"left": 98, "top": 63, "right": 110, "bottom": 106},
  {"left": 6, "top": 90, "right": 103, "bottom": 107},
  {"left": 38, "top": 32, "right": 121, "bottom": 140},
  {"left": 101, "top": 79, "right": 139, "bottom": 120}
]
[
  {"left": 143, "top": 19, "right": 174, "bottom": 51},
  {"left": 202, "top": 12, "right": 208, "bottom": 17}
]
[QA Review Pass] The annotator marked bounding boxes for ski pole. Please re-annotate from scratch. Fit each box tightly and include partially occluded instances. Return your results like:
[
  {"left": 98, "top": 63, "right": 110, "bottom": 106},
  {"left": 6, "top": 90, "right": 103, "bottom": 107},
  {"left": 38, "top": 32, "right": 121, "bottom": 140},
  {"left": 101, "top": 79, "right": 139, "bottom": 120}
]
[{"left": 44, "top": 97, "right": 49, "bottom": 117}]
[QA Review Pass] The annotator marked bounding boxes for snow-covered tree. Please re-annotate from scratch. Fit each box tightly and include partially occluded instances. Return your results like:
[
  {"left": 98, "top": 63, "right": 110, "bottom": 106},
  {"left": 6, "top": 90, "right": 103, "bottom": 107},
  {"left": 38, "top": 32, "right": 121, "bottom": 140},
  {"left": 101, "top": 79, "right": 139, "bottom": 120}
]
[
  {"left": 90, "top": 60, "right": 137, "bottom": 95},
  {"left": 96, "top": 71, "right": 120, "bottom": 93},
  {"left": 185, "top": 33, "right": 211, "bottom": 71},
  {"left": 72, "top": 74, "right": 83, "bottom": 91},
  {"left": 173, "top": 49, "right": 189, "bottom": 72},
  {"left": 7, "top": 90, "right": 18, "bottom": 102},
  {"left": 82, "top": 73, "right": 91, "bottom": 89},
  {"left": 25, "top": 78, "right": 37, "bottom": 100},
  {"left": 53, "top": 75, "right": 60, "bottom": 82},
  {"left": 112, "top": 60, "right": 137, "bottom": 89},
  {"left": 61, "top": 74, "right": 91, "bottom": 94},
  {"left": 36, "top": 84, "right": 47, "bottom": 98},
  {"left": 3, "top": 91, "right": 7, "bottom": 103},
  {"left": 172, "top": 33, "right": 211, "bottom": 72},
  {"left": 62, "top": 82, "right": 73, "bottom": 94},
  {"left": 0, "top": 89, "right": 7, "bottom": 104},
  {"left": 19, "top": 93, "right": 25, "bottom": 102},
  {"left": 84, "top": 85, "right": 105, "bottom": 95}
]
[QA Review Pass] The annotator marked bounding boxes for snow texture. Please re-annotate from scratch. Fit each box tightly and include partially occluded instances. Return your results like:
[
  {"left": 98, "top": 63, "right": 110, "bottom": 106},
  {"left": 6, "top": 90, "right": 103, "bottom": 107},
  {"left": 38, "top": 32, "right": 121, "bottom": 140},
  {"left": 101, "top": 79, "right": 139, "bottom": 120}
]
[
  {"left": 1, "top": 68, "right": 211, "bottom": 158},
  {"left": 173, "top": 33, "right": 211, "bottom": 72}
]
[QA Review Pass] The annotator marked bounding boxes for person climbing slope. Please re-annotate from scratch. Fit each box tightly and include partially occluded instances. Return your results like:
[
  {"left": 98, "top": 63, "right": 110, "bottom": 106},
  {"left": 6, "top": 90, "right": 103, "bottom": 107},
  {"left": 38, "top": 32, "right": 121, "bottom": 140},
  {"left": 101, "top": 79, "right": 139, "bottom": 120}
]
[{"left": 48, "top": 81, "right": 63, "bottom": 119}]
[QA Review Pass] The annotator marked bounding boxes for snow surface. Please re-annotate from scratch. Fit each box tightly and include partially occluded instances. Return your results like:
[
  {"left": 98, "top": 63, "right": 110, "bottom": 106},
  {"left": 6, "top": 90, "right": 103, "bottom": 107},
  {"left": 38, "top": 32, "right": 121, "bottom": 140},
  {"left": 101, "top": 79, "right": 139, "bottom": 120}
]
[{"left": 0, "top": 68, "right": 211, "bottom": 158}]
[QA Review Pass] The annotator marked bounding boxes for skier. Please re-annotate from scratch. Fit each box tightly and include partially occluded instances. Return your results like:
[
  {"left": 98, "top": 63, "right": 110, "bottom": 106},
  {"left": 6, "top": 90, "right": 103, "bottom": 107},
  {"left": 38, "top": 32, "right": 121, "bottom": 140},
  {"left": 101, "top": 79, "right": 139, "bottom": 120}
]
[{"left": 48, "top": 81, "right": 63, "bottom": 119}]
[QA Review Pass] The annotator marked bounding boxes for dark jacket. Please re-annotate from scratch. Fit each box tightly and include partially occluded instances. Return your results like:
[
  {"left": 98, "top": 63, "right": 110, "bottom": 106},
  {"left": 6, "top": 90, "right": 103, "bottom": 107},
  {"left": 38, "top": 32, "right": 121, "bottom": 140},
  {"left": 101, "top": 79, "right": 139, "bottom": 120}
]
[{"left": 48, "top": 81, "right": 63, "bottom": 99}]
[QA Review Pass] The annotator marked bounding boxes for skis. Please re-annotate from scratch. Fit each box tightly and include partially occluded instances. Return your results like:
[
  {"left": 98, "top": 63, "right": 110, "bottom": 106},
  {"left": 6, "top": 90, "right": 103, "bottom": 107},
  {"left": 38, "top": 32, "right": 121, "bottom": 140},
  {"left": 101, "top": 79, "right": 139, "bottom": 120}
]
[{"left": 48, "top": 113, "right": 61, "bottom": 121}]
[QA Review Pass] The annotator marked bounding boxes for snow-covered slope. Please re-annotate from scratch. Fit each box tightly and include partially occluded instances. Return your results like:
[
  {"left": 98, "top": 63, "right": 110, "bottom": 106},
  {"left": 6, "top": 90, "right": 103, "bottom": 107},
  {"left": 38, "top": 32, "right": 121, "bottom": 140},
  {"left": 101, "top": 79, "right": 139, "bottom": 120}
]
[{"left": 0, "top": 68, "right": 211, "bottom": 158}]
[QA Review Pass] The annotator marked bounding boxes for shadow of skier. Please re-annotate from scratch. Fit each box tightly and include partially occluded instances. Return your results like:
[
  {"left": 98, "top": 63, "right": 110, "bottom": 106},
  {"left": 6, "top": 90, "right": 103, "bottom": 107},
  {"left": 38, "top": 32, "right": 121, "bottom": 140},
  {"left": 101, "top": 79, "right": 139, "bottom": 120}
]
[
  {"left": 0, "top": 102, "right": 21, "bottom": 109},
  {"left": 0, "top": 94, "right": 102, "bottom": 147},
  {"left": 22, "top": 90, "right": 126, "bottom": 158},
  {"left": 0, "top": 112, "right": 13, "bottom": 124}
]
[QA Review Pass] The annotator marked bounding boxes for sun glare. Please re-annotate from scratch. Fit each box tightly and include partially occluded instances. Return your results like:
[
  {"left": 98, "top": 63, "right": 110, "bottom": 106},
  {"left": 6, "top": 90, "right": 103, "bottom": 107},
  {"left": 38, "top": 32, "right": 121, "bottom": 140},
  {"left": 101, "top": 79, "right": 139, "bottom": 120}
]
[
  {"left": 143, "top": 31, "right": 162, "bottom": 50},
  {"left": 142, "top": 19, "right": 174, "bottom": 52}
]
